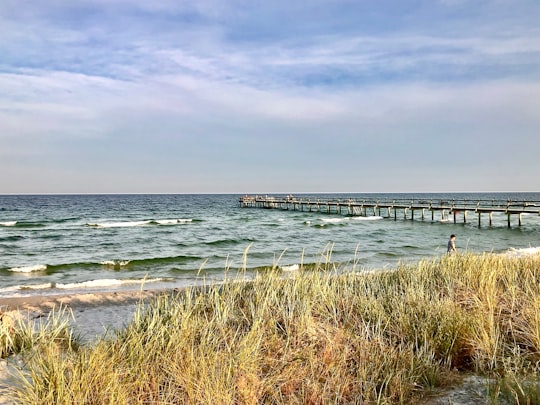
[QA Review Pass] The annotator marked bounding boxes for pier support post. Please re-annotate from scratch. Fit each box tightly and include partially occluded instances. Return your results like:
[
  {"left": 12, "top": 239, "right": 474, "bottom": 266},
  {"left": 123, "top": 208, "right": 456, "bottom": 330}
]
[
  {"left": 519, "top": 213, "right": 522, "bottom": 226},
  {"left": 453, "top": 211, "right": 457, "bottom": 224},
  {"left": 508, "top": 214, "right": 511, "bottom": 228},
  {"left": 489, "top": 212, "right": 493, "bottom": 226},
  {"left": 463, "top": 211, "right": 467, "bottom": 224},
  {"left": 478, "top": 213, "right": 481, "bottom": 227}
]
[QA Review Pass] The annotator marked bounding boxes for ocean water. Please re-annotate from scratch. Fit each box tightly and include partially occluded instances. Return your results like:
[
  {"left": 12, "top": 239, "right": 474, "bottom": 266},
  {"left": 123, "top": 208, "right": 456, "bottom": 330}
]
[{"left": 1, "top": 193, "right": 539, "bottom": 298}]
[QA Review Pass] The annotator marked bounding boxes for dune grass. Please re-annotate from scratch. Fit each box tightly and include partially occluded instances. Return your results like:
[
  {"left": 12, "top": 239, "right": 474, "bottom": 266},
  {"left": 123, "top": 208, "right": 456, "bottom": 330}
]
[
  {"left": 7, "top": 253, "right": 540, "bottom": 404},
  {"left": 0, "top": 306, "right": 77, "bottom": 360}
]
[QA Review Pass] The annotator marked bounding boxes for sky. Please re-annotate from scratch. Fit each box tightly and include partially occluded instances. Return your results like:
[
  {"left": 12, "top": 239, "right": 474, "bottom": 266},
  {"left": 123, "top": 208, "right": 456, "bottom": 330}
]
[{"left": 1, "top": 0, "right": 539, "bottom": 194}]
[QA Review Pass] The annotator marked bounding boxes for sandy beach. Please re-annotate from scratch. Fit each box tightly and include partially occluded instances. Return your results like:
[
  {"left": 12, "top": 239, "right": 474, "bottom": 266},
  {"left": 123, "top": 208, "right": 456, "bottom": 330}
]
[
  {"left": 1, "top": 288, "right": 163, "bottom": 313},
  {"left": 1, "top": 288, "right": 177, "bottom": 345}
]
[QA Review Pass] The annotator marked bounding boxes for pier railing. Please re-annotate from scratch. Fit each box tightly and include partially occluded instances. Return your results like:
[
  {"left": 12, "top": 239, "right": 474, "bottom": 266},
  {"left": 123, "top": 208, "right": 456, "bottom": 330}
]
[{"left": 239, "top": 196, "right": 540, "bottom": 227}]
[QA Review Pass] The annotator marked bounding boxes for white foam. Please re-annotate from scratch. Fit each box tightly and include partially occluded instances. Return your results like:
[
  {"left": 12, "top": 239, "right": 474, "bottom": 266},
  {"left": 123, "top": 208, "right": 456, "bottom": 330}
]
[
  {"left": 9, "top": 264, "right": 47, "bottom": 273},
  {"left": 321, "top": 218, "right": 348, "bottom": 223},
  {"left": 504, "top": 247, "right": 540, "bottom": 257},
  {"left": 155, "top": 219, "right": 193, "bottom": 225},
  {"left": 87, "top": 220, "right": 151, "bottom": 228},
  {"left": 20, "top": 283, "right": 52, "bottom": 290},
  {"left": 281, "top": 264, "right": 300, "bottom": 271},
  {"left": 0, "top": 283, "right": 53, "bottom": 294},
  {"left": 100, "top": 260, "right": 131, "bottom": 267},
  {"left": 0, "top": 221, "right": 17, "bottom": 227},
  {"left": 56, "top": 278, "right": 165, "bottom": 290},
  {"left": 351, "top": 216, "right": 383, "bottom": 221}
]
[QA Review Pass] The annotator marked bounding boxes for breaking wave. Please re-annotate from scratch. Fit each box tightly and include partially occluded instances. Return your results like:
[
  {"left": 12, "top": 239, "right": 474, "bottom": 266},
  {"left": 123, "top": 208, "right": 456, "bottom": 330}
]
[
  {"left": 56, "top": 277, "right": 169, "bottom": 289},
  {"left": 0, "top": 221, "right": 17, "bottom": 227},
  {"left": 504, "top": 246, "right": 540, "bottom": 257},
  {"left": 8, "top": 264, "right": 47, "bottom": 273},
  {"left": 87, "top": 219, "right": 194, "bottom": 228}
]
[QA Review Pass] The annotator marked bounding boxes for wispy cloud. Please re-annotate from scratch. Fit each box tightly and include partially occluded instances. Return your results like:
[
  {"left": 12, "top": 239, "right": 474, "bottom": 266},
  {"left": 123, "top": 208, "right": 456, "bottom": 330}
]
[{"left": 1, "top": 0, "right": 539, "bottom": 192}]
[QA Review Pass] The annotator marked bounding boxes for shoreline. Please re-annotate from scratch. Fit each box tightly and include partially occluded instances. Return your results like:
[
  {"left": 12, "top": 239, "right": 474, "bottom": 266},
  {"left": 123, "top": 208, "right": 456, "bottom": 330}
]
[
  {"left": 0, "top": 288, "right": 169, "bottom": 313},
  {"left": 2, "top": 254, "right": 540, "bottom": 403},
  {"left": 3, "top": 247, "right": 539, "bottom": 314}
]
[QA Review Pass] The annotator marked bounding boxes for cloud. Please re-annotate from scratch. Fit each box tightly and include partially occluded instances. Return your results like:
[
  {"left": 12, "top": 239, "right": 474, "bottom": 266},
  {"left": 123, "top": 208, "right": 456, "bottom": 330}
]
[{"left": 0, "top": 1, "right": 539, "bottom": 192}]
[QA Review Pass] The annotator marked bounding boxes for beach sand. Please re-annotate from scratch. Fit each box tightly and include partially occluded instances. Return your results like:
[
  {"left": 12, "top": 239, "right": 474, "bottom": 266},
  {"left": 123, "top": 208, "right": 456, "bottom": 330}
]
[{"left": 0, "top": 289, "right": 175, "bottom": 341}]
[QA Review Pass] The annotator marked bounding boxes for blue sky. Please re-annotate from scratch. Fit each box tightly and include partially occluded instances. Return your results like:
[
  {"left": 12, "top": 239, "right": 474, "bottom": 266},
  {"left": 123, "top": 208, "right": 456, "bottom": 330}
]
[{"left": 1, "top": 0, "right": 539, "bottom": 193}]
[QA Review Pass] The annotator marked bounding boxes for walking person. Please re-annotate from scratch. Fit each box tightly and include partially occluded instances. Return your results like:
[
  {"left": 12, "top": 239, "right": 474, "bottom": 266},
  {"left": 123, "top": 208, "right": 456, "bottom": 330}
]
[{"left": 447, "top": 234, "right": 457, "bottom": 254}]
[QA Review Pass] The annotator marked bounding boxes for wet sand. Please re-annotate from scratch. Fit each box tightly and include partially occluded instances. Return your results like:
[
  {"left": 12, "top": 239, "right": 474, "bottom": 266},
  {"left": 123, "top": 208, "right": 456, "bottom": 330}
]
[{"left": 0, "top": 289, "right": 164, "bottom": 313}]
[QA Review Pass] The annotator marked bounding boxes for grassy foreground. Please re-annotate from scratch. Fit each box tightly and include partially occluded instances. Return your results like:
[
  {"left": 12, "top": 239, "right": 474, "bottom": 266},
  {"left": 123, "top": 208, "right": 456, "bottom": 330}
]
[{"left": 5, "top": 253, "right": 540, "bottom": 404}]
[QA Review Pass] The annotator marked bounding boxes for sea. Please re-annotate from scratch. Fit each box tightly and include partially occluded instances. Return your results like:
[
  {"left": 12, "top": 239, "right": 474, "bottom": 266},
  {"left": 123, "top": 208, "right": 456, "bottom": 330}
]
[{"left": 1, "top": 193, "right": 540, "bottom": 299}]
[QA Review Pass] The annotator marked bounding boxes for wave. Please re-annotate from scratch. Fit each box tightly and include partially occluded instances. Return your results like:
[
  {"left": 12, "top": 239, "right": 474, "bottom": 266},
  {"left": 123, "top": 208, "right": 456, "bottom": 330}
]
[
  {"left": 0, "top": 221, "right": 17, "bottom": 227},
  {"left": 87, "top": 218, "right": 195, "bottom": 228},
  {"left": 87, "top": 220, "right": 152, "bottom": 228},
  {"left": 319, "top": 216, "right": 383, "bottom": 225},
  {"left": 130, "top": 255, "right": 202, "bottom": 266},
  {"left": 4, "top": 255, "right": 205, "bottom": 275},
  {"left": 206, "top": 238, "right": 250, "bottom": 247},
  {"left": 351, "top": 216, "right": 384, "bottom": 221},
  {"left": 281, "top": 264, "right": 300, "bottom": 271},
  {"left": 100, "top": 260, "right": 131, "bottom": 267},
  {"left": 321, "top": 218, "right": 348, "bottom": 223},
  {"left": 55, "top": 277, "right": 169, "bottom": 290},
  {"left": 0, "top": 283, "right": 52, "bottom": 293},
  {"left": 0, "top": 278, "right": 170, "bottom": 294},
  {"left": 0, "top": 235, "right": 25, "bottom": 242},
  {"left": 9, "top": 264, "right": 47, "bottom": 273},
  {"left": 84, "top": 256, "right": 200, "bottom": 269},
  {"left": 0, "top": 218, "right": 82, "bottom": 229},
  {"left": 3, "top": 221, "right": 46, "bottom": 228},
  {"left": 153, "top": 219, "right": 193, "bottom": 225},
  {"left": 504, "top": 246, "right": 540, "bottom": 257}
]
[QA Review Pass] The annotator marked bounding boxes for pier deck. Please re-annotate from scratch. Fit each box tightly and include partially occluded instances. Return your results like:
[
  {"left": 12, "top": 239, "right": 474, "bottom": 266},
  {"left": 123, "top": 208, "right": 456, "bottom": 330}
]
[{"left": 239, "top": 196, "right": 540, "bottom": 227}]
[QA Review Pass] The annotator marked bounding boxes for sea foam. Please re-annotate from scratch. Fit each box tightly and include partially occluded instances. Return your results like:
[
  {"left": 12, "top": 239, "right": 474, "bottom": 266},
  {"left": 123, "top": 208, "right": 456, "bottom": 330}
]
[
  {"left": 100, "top": 260, "right": 131, "bottom": 267},
  {"left": 155, "top": 219, "right": 193, "bottom": 225},
  {"left": 9, "top": 264, "right": 47, "bottom": 273},
  {"left": 504, "top": 247, "right": 540, "bottom": 257},
  {"left": 0, "top": 221, "right": 17, "bottom": 227},
  {"left": 281, "top": 264, "right": 300, "bottom": 271},
  {"left": 56, "top": 278, "right": 166, "bottom": 290},
  {"left": 87, "top": 219, "right": 193, "bottom": 228},
  {"left": 321, "top": 218, "right": 348, "bottom": 223},
  {"left": 87, "top": 220, "right": 152, "bottom": 228},
  {"left": 351, "top": 216, "right": 383, "bottom": 221}
]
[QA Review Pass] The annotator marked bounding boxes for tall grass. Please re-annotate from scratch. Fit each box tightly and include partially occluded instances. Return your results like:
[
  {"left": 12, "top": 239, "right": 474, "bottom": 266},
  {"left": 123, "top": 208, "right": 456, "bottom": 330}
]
[
  {"left": 1, "top": 306, "right": 76, "bottom": 359},
  {"left": 7, "top": 253, "right": 540, "bottom": 404}
]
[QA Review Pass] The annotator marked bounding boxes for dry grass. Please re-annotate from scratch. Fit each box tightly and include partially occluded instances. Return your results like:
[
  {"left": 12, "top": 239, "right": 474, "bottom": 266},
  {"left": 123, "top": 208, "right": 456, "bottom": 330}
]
[
  {"left": 0, "top": 306, "right": 76, "bottom": 359},
  {"left": 7, "top": 252, "right": 540, "bottom": 404}
]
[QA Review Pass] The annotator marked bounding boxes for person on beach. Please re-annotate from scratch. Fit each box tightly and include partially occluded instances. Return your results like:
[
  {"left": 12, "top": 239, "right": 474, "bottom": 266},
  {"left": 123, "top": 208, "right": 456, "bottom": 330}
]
[{"left": 447, "top": 234, "right": 457, "bottom": 254}]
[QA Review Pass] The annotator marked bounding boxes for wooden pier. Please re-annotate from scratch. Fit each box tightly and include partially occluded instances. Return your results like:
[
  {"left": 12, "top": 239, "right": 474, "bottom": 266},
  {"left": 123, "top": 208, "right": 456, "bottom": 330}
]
[{"left": 239, "top": 196, "right": 540, "bottom": 227}]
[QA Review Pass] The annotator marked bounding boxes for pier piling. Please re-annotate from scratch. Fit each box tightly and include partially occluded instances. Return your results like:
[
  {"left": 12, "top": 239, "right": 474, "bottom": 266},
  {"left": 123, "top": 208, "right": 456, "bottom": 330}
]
[{"left": 239, "top": 196, "right": 540, "bottom": 228}]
